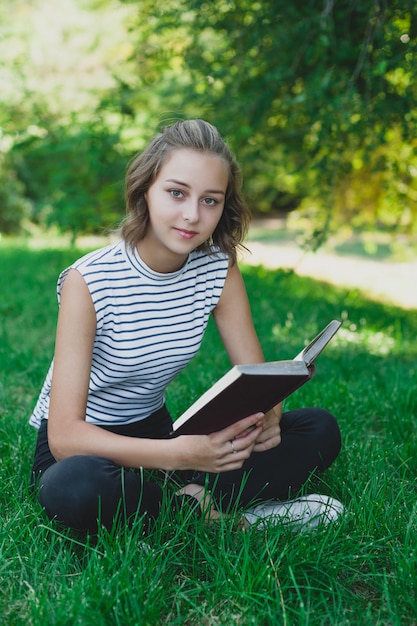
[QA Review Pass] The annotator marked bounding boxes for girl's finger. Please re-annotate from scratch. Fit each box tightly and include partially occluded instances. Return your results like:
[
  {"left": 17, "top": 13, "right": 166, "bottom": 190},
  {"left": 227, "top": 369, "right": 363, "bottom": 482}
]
[{"left": 218, "top": 412, "right": 264, "bottom": 441}]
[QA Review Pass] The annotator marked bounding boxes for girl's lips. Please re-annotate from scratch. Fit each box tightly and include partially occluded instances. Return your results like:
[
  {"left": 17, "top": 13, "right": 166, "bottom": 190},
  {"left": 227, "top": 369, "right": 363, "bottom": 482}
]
[{"left": 174, "top": 228, "right": 198, "bottom": 239}]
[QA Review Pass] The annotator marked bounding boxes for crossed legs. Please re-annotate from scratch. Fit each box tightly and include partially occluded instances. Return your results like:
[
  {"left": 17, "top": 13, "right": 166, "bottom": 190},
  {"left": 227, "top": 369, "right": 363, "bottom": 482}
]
[{"left": 31, "top": 408, "right": 341, "bottom": 533}]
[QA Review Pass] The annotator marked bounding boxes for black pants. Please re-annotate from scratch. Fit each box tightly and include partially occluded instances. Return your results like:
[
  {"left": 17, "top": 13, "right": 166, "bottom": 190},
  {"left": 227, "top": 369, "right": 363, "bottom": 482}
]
[{"left": 31, "top": 406, "right": 341, "bottom": 533}]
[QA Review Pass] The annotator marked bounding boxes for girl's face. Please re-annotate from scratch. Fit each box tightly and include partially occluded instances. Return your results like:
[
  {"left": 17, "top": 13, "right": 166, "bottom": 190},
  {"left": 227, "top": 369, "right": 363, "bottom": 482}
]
[{"left": 141, "top": 148, "right": 228, "bottom": 273}]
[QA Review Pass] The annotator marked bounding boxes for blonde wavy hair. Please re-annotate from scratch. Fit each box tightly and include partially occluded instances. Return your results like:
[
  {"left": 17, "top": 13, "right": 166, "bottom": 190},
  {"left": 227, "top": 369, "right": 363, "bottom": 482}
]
[{"left": 121, "top": 119, "right": 250, "bottom": 265}]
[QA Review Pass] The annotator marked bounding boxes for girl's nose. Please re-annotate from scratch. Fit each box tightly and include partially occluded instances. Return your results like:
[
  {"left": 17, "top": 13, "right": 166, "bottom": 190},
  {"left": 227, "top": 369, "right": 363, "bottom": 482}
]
[{"left": 182, "top": 199, "right": 199, "bottom": 223}]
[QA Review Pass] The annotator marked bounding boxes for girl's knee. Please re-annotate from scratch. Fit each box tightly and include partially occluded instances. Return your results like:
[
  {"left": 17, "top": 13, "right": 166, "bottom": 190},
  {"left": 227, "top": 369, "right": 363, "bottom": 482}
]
[
  {"left": 38, "top": 455, "right": 120, "bottom": 532},
  {"left": 283, "top": 406, "right": 339, "bottom": 434},
  {"left": 282, "top": 407, "right": 342, "bottom": 467},
  {"left": 310, "top": 408, "right": 342, "bottom": 467},
  {"left": 38, "top": 455, "right": 163, "bottom": 533},
  {"left": 311, "top": 407, "right": 340, "bottom": 437}
]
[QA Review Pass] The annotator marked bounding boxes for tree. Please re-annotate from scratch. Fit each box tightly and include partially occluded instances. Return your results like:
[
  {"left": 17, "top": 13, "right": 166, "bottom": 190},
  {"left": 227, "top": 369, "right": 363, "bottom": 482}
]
[
  {"left": 120, "top": 0, "right": 417, "bottom": 236},
  {"left": 2, "top": 0, "right": 416, "bottom": 239},
  {"left": 0, "top": 0, "right": 136, "bottom": 239},
  {"left": 12, "top": 121, "right": 127, "bottom": 243},
  {"left": 0, "top": 154, "right": 30, "bottom": 234}
]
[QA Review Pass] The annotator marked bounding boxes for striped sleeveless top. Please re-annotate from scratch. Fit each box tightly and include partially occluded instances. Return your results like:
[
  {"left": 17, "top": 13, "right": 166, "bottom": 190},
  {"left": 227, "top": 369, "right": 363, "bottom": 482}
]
[{"left": 30, "top": 240, "right": 229, "bottom": 428}]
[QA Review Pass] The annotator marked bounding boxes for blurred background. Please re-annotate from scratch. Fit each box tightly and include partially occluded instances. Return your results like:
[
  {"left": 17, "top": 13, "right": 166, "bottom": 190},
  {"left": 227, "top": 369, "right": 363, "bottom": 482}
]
[{"left": 0, "top": 0, "right": 416, "bottom": 304}]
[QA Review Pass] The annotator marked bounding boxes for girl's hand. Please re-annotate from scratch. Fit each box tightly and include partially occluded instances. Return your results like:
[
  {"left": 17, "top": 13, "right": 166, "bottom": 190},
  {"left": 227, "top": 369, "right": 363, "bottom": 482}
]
[
  {"left": 252, "top": 403, "right": 282, "bottom": 452},
  {"left": 178, "top": 411, "right": 264, "bottom": 473}
]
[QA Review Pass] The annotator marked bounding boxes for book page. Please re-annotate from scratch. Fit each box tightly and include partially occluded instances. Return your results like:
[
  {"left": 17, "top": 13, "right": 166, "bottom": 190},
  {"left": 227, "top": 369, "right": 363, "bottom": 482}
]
[{"left": 293, "top": 320, "right": 342, "bottom": 366}]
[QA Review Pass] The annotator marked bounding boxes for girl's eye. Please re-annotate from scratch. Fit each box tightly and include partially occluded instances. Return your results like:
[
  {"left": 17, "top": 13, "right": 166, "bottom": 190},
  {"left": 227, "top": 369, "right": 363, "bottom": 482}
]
[
  {"left": 203, "top": 197, "right": 217, "bottom": 206},
  {"left": 170, "top": 189, "right": 184, "bottom": 198}
]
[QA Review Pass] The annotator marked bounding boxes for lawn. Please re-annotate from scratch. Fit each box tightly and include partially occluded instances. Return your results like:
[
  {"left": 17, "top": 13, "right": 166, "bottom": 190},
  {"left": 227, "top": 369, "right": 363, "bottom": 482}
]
[{"left": 1, "top": 243, "right": 416, "bottom": 625}]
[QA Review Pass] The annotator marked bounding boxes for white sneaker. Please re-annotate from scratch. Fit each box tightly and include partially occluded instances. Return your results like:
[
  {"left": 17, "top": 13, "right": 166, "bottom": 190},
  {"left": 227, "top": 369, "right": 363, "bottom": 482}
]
[{"left": 244, "top": 494, "right": 344, "bottom": 531}]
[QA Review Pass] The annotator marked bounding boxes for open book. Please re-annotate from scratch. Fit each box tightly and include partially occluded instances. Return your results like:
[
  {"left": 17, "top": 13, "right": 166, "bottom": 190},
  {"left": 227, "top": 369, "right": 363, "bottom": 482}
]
[{"left": 172, "top": 319, "right": 342, "bottom": 436}]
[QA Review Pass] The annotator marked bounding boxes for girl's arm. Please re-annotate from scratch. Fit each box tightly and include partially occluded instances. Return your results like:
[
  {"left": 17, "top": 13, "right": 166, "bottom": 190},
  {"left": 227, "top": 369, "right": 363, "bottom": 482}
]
[
  {"left": 212, "top": 262, "right": 264, "bottom": 365},
  {"left": 47, "top": 269, "right": 263, "bottom": 471},
  {"left": 212, "top": 263, "right": 282, "bottom": 451}
]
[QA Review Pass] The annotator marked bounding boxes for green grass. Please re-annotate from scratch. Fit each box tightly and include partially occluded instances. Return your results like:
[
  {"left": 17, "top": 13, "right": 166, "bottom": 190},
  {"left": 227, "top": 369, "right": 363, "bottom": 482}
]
[{"left": 1, "top": 243, "right": 417, "bottom": 625}]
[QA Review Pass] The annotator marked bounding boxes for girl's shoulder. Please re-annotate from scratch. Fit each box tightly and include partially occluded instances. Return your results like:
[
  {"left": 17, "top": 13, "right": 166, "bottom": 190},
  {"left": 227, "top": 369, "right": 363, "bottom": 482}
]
[
  {"left": 72, "top": 240, "right": 124, "bottom": 271},
  {"left": 189, "top": 246, "right": 229, "bottom": 268},
  {"left": 57, "top": 240, "right": 124, "bottom": 299}
]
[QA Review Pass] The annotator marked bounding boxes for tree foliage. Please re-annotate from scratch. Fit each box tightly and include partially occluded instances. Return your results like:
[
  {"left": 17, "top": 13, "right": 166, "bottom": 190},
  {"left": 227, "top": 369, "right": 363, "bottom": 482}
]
[
  {"left": 119, "top": 0, "right": 417, "bottom": 235},
  {"left": 0, "top": 154, "right": 30, "bottom": 234},
  {"left": 12, "top": 121, "right": 126, "bottom": 242},
  {"left": 0, "top": 0, "right": 416, "bottom": 240},
  {"left": 0, "top": 0, "right": 132, "bottom": 238}
]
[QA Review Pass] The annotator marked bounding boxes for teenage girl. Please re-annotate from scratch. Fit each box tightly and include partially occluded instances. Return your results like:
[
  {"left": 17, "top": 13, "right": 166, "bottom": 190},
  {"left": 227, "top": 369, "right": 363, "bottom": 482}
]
[{"left": 30, "top": 119, "right": 343, "bottom": 533}]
